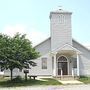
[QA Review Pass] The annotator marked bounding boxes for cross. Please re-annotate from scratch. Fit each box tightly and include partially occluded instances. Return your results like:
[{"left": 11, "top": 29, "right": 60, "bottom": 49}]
[{"left": 58, "top": 6, "right": 62, "bottom": 10}]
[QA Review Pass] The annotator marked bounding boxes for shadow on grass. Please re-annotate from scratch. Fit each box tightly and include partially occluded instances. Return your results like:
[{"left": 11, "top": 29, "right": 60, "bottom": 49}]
[{"left": 0, "top": 78, "right": 62, "bottom": 87}]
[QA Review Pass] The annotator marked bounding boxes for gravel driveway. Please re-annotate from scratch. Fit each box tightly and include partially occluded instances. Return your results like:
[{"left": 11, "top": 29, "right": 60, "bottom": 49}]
[{"left": 0, "top": 84, "right": 90, "bottom": 90}]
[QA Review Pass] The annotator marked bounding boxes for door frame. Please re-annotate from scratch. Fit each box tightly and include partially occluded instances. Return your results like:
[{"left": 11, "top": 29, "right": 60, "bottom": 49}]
[{"left": 57, "top": 55, "right": 69, "bottom": 76}]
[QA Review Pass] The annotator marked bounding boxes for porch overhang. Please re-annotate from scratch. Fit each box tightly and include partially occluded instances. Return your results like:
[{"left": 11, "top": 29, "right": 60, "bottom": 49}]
[
  {"left": 50, "top": 44, "right": 81, "bottom": 77},
  {"left": 51, "top": 44, "right": 82, "bottom": 55}
]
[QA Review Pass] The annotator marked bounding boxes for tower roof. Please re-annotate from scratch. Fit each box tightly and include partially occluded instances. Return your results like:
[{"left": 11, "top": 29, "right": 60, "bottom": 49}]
[{"left": 50, "top": 8, "right": 72, "bottom": 14}]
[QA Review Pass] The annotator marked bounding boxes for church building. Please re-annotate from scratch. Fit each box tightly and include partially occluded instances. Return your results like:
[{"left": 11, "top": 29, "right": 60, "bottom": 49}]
[
  {"left": 29, "top": 8, "right": 90, "bottom": 77},
  {"left": 3, "top": 8, "right": 90, "bottom": 77}
]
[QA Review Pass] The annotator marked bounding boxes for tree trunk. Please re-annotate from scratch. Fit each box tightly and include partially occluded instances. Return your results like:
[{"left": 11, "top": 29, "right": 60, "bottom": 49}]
[
  {"left": 10, "top": 69, "right": 13, "bottom": 81},
  {"left": 25, "top": 73, "right": 27, "bottom": 81}
]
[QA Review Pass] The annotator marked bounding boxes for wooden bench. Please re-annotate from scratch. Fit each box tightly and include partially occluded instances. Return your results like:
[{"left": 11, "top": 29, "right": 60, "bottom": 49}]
[{"left": 28, "top": 75, "right": 37, "bottom": 80}]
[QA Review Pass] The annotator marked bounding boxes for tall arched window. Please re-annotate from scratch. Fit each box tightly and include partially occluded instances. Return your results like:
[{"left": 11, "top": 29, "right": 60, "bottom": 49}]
[{"left": 59, "top": 14, "right": 65, "bottom": 23}]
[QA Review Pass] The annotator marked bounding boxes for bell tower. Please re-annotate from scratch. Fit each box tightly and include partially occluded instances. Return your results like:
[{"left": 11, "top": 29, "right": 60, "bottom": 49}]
[{"left": 50, "top": 8, "right": 72, "bottom": 51}]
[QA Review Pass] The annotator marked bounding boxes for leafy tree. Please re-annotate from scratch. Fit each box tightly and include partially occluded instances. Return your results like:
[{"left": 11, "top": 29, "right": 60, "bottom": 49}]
[{"left": 0, "top": 33, "right": 39, "bottom": 80}]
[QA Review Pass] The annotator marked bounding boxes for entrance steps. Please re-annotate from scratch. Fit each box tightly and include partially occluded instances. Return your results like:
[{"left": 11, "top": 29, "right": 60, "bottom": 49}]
[
  {"left": 55, "top": 75, "right": 79, "bottom": 80},
  {"left": 58, "top": 80, "right": 83, "bottom": 85}
]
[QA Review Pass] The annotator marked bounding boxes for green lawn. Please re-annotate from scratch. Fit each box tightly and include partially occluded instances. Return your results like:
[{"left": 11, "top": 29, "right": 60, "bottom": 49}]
[
  {"left": 79, "top": 76, "right": 90, "bottom": 84},
  {"left": 0, "top": 77, "right": 62, "bottom": 87}
]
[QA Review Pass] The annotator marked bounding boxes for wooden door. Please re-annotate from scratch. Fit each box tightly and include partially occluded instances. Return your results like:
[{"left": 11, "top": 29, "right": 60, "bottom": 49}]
[
  {"left": 62, "top": 62, "right": 68, "bottom": 75},
  {"left": 58, "top": 62, "right": 68, "bottom": 75}
]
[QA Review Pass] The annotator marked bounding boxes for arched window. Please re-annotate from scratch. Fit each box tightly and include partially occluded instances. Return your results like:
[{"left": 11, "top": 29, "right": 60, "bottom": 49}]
[
  {"left": 59, "top": 14, "right": 65, "bottom": 23},
  {"left": 58, "top": 56, "right": 67, "bottom": 62}
]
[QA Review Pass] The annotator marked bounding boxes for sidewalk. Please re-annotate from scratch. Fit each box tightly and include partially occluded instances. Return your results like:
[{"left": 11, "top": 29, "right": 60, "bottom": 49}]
[{"left": 0, "top": 85, "right": 90, "bottom": 90}]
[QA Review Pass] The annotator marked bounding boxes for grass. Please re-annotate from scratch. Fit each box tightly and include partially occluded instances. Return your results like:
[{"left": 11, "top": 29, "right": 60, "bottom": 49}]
[
  {"left": 0, "top": 77, "right": 62, "bottom": 87},
  {"left": 79, "top": 76, "right": 90, "bottom": 84}
]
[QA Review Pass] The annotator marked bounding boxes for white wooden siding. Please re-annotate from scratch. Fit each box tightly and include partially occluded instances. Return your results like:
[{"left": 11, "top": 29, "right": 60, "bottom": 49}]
[
  {"left": 35, "top": 38, "right": 51, "bottom": 56},
  {"left": 73, "top": 40, "right": 90, "bottom": 76},
  {"left": 29, "top": 53, "right": 52, "bottom": 76},
  {"left": 50, "top": 13, "right": 72, "bottom": 51}
]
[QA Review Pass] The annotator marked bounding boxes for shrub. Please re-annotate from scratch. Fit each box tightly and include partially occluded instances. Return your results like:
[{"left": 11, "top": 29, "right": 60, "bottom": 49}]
[
  {"left": 80, "top": 76, "right": 88, "bottom": 80},
  {"left": 12, "top": 76, "right": 22, "bottom": 83}
]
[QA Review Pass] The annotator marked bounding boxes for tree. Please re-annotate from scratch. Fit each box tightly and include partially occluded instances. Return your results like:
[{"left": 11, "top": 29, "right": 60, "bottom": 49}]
[{"left": 0, "top": 33, "right": 39, "bottom": 80}]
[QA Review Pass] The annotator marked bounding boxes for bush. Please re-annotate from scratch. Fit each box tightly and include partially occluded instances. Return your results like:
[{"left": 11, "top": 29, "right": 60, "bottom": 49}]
[
  {"left": 80, "top": 76, "right": 88, "bottom": 80},
  {"left": 12, "top": 76, "right": 22, "bottom": 83}
]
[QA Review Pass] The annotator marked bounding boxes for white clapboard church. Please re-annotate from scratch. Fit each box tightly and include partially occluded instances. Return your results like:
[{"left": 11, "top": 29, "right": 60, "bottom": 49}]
[{"left": 3, "top": 8, "right": 90, "bottom": 77}]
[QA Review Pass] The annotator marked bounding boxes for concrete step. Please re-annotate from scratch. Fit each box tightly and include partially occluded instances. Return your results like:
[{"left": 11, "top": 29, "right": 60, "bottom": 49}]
[{"left": 55, "top": 75, "right": 79, "bottom": 80}]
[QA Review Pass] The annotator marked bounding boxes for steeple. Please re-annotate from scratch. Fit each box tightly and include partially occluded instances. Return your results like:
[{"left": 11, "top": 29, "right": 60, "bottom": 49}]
[
  {"left": 50, "top": 8, "right": 72, "bottom": 18},
  {"left": 50, "top": 8, "right": 72, "bottom": 51}
]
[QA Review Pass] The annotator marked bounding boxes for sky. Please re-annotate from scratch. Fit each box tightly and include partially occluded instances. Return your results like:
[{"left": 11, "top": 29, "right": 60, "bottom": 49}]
[{"left": 0, "top": 0, "right": 90, "bottom": 47}]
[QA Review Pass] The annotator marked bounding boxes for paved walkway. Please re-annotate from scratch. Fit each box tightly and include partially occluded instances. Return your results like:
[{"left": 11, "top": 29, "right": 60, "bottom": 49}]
[
  {"left": 37, "top": 76, "right": 83, "bottom": 85},
  {"left": 0, "top": 84, "right": 90, "bottom": 90},
  {"left": 58, "top": 80, "right": 83, "bottom": 85}
]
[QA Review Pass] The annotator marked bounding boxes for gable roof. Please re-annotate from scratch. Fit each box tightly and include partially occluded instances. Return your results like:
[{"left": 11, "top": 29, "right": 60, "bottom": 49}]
[
  {"left": 34, "top": 37, "right": 51, "bottom": 48},
  {"left": 52, "top": 43, "right": 81, "bottom": 54},
  {"left": 34, "top": 37, "right": 90, "bottom": 54},
  {"left": 72, "top": 39, "right": 90, "bottom": 52}
]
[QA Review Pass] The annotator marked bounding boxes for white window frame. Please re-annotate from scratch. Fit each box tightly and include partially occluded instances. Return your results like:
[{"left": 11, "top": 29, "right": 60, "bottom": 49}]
[{"left": 42, "top": 57, "right": 47, "bottom": 69}]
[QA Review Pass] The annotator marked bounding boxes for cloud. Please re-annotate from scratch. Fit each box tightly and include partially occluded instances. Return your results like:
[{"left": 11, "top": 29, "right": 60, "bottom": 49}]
[
  {"left": 2, "top": 24, "right": 26, "bottom": 37},
  {"left": 2, "top": 24, "right": 49, "bottom": 46},
  {"left": 28, "top": 30, "right": 48, "bottom": 46}
]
